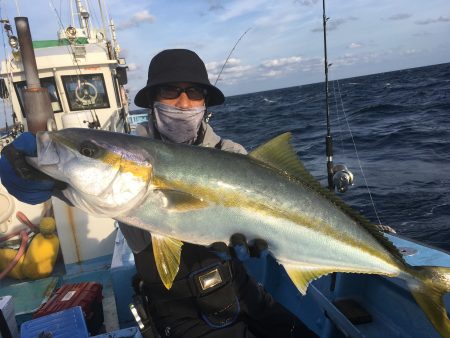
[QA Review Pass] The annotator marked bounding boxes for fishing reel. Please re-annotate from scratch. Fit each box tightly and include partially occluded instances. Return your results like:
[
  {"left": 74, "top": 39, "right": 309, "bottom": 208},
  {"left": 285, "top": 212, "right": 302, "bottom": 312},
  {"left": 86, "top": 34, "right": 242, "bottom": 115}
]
[{"left": 332, "top": 164, "right": 354, "bottom": 193}]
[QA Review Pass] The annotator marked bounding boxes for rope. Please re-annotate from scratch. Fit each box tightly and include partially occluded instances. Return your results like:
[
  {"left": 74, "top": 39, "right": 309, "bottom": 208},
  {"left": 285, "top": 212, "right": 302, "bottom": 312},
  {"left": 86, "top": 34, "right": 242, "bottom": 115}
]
[{"left": 331, "top": 80, "right": 346, "bottom": 158}]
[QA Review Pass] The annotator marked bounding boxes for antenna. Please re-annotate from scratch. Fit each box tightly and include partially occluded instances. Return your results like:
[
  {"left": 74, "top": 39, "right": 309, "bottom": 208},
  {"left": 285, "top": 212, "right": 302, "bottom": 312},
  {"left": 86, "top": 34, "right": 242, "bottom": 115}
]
[{"left": 214, "top": 27, "right": 251, "bottom": 86}]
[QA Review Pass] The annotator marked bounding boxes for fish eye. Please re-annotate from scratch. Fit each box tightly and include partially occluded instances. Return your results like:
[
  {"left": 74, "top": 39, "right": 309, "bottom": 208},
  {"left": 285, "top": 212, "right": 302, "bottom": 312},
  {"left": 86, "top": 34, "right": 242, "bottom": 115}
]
[{"left": 79, "top": 141, "right": 101, "bottom": 158}]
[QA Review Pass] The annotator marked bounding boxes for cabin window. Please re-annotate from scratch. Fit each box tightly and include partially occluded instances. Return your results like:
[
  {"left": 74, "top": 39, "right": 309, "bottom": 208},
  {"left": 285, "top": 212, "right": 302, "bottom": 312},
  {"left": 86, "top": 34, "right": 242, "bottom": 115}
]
[
  {"left": 14, "top": 77, "right": 63, "bottom": 117},
  {"left": 62, "top": 74, "right": 110, "bottom": 111}
]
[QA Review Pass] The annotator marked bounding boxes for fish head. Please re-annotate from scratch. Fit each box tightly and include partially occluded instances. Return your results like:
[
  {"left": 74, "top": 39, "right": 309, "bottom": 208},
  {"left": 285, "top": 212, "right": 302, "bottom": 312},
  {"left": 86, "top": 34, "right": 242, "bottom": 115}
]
[{"left": 30, "top": 128, "right": 153, "bottom": 217}]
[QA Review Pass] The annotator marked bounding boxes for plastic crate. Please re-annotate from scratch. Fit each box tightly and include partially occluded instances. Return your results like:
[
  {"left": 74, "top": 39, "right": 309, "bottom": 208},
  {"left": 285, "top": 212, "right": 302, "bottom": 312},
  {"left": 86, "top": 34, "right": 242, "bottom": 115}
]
[
  {"left": 33, "top": 282, "right": 103, "bottom": 335},
  {"left": 20, "top": 306, "right": 88, "bottom": 338}
]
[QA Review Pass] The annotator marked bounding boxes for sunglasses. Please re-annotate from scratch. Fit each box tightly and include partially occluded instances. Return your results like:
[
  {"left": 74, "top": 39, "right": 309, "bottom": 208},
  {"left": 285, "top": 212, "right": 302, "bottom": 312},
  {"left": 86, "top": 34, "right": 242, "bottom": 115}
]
[{"left": 157, "top": 85, "right": 207, "bottom": 101}]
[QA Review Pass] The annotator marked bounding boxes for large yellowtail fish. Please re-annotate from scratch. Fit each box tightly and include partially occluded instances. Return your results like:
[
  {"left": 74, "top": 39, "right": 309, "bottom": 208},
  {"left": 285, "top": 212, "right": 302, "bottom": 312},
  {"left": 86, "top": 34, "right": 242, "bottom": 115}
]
[{"left": 29, "top": 128, "right": 450, "bottom": 337}]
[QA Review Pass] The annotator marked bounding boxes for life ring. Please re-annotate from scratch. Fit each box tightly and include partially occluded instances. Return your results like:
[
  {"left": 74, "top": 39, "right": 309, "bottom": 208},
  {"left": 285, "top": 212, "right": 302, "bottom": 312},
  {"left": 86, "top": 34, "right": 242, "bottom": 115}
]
[{"left": 75, "top": 82, "right": 98, "bottom": 106}]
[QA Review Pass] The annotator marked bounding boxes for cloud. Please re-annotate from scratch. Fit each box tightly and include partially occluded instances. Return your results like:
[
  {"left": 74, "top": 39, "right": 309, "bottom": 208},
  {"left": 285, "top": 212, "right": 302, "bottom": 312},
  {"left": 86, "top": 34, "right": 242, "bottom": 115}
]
[
  {"left": 349, "top": 42, "right": 363, "bottom": 49},
  {"left": 415, "top": 16, "right": 450, "bottom": 25},
  {"left": 217, "top": 0, "right": 266, "bottom": 21},
  {"left": 331, "top": 52, "right": 381, "bottom": 67},
  {"left": 261, "top": 56, "right": 302, "bottom": 68},
  {"left": 120, "top": 48, "right": 129, "bottom": 58},
  {"left": 293, "top": 0, "right": 319, "bottom": 5},
  {"left": 261, "top": 70, "right": 283, "bottom": 77},
  {"left": 208, "top": 0, "right": 225, "bottom": 12},
  {"left": 258, "top": 56, "right": 321, "bottom": 78},
  {"left": 385, "top": 13, "right": 411, "bottom": 21},
  {"left": 117, "top": 10, "right": 155, "bottom": 30},
  {"left": 401, "top": 49, "right": 419, "bottom": 55},
  {"left": 206, "top": 58, "right": 253, "bottom": 84},
  {"left": 311, "top": 17, "right": 358, "bottom": 32},
  {"left": 413, "top": 31, "right": 431, "bottom": 37},
  {"left": 127, "top": 63, "right": 141, "bottom": 72}
]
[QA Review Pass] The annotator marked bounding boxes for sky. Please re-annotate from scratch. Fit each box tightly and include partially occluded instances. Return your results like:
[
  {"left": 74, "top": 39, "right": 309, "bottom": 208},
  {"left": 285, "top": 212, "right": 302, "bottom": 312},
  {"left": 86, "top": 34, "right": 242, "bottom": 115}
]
[{"left": 0, "top": 0, "right": 449, "bottom": 109}]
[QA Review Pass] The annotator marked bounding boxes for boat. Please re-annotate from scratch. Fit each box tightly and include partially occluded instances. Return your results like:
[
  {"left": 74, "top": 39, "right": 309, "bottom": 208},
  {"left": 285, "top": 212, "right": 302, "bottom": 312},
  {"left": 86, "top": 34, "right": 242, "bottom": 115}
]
[
  {"left": 0, "top": 1, "right": 448, "bottom": 338},
  {"left": 0, "top": 0, "right": 132, "bottom": 335},
  {"left": 127, "top": 109, "right": 148, "bottom": 132}
]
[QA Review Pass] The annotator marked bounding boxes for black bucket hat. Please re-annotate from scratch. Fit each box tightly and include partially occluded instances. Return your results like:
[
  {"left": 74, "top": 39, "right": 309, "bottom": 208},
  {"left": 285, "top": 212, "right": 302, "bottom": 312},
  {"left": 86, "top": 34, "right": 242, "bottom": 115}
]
[{"left": 134, "top": 49, "right": 225, "bottom": 108}]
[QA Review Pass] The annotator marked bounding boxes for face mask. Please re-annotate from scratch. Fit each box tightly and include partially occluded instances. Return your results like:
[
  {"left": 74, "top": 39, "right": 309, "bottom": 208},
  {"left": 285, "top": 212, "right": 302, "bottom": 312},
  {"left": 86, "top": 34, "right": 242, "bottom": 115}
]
[{"left": 153, "top": 102, "right": 205, "bottom": 144}]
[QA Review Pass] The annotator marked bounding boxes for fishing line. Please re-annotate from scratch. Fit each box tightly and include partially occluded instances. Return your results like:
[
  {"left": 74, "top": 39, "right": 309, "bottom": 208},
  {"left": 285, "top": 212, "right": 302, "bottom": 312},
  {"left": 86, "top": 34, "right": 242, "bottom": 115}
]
[
  {"left": 331, "top": 80, "right": 346, "bottom": 158},
  {"left": 335, "top": 79, "right": 383, "bottom": 225},
  {"left": 100, "top": 0, "right": 112, "bottom": 41},
  {"left": 214, "top": 26, "right": 251, "bottom": 86},
  {"left": 86, "top": 0, "right": 101, "bottom": 32}
]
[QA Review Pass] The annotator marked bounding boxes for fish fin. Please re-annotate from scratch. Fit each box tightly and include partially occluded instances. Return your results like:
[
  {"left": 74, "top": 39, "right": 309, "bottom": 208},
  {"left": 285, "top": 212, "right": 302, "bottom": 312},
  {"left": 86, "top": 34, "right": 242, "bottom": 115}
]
[
  {"left": 249, "top": 132, "right": 322, "bottom": 190},
  {"left": 251, "top": 133, "right": 406, "bottom": 264},
  {"left": 151, "top": 234, "right": 183, "bottom": 289},
  {"left": 157, "top": 189, "right": 208, "bottom": 212},
  {"left": 285, "top": 264, "right": 337, "bottom": 295},
  {"left": 408, "top": 266, "right": 450, "bottom": 338}
]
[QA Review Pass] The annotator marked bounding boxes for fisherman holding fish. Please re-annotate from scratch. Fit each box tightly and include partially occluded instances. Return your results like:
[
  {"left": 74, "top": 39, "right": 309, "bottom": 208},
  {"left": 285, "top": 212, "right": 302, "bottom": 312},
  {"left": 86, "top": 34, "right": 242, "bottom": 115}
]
[{"left": 0, "top": 49, "right": 317, "bottom": 337}]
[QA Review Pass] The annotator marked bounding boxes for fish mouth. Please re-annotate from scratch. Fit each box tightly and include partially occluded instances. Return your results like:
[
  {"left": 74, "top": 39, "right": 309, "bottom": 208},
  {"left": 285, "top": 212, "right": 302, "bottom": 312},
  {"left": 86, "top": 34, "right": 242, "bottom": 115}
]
[
  {"left": 31, "top": 130, "right": 154, "bottom": 216},
  {"left": 35, "top": 131, "right": 63, "bottom": 166},
  {"left": 24, "top": 131, "right": 66, "bottom": 181},
  {"left": 34, "top": 131, "right": 120, "bottom": 195}
]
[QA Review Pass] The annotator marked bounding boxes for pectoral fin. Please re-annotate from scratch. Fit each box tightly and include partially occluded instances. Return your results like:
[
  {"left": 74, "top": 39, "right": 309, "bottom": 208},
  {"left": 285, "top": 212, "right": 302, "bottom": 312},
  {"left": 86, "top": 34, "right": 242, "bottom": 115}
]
[
  {"left": 151, "top": 234, "right": 183, "bottom": 289},
  {"left": 157, "top": 189, "right": 208, "bottom": 212}
]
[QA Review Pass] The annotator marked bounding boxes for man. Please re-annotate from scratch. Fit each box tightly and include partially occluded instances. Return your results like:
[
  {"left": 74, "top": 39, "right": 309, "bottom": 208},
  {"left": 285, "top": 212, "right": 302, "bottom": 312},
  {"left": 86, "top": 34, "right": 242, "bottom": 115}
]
[{"left": 0, "top": 49, "right": 317, "bottom": 338}]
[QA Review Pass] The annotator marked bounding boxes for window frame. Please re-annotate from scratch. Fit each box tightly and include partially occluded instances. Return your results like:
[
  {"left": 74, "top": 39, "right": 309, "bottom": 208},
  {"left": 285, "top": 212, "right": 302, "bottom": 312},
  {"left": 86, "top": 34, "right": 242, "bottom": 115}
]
[
  {"left": 61, "top": 73, "right": 111, "bottom": 111},
  {"left": 14, "top": 77, "right": 63, "bottom": 116}
]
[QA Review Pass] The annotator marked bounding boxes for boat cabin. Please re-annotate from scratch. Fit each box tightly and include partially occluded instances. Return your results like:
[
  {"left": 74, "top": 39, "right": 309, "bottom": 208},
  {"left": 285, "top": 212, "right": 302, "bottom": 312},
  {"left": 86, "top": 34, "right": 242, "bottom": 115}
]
[{"left": 0, "top": 28, "right": 129, "bottom": 133}]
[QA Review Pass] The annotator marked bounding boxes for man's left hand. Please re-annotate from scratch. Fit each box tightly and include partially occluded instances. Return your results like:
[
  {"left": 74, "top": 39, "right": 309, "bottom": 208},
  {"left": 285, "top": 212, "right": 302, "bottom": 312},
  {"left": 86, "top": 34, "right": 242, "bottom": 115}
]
[{"left": 209, "top": 233, "right": 269, "bottom": 261}]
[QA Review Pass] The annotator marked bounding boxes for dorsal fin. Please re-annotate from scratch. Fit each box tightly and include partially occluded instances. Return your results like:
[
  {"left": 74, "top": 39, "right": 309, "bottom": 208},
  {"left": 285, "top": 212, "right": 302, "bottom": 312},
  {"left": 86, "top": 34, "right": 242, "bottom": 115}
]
[
  {"left": 249, "top": 133, "right": 321, "bottom": 189},
  {"left": 250, "top": 132, "right": 406, "bottom": 264}
]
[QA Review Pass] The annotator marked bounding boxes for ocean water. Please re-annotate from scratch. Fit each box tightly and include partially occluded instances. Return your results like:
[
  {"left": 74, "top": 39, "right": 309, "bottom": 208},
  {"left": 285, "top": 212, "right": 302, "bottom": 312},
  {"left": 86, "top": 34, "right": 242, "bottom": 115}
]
[{"left": 209, "top": 62, "right": 450, "bottom": 252}]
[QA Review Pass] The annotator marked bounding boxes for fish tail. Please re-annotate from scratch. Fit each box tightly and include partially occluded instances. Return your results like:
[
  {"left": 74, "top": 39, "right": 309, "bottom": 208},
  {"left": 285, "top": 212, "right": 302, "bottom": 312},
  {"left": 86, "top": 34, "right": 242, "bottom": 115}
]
[{"left": 407, "top": 265, "right": 450, "bottom": 338}]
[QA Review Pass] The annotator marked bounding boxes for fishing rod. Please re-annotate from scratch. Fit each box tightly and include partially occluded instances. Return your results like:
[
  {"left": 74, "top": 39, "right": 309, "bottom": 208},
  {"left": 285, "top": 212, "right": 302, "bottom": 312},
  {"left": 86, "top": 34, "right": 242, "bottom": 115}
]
[
  {"left": 214, "top": 27, "right": 252, "bottom": 86},
  {"left": 322, "top": 0, "right": 334, "bottom": 191},
  {"left": 204, "top": 27, "right": 250, "bottom": 124},
  {"left": 321, "top": 0, "right": 353, "bottom": 193}
]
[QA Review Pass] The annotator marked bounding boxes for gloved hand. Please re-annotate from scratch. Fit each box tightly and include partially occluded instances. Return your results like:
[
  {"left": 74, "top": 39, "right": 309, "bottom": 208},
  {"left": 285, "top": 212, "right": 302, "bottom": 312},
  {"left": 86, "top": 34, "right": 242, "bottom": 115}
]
[
  {"left": 0, "top": 132, "right": 61, "bottom": 204},
  {"left": 230, "top": 233, "right": 269, "bottom": 261},
  {"left": 209, "top": 233, "right": 269, "bottom": 262}
]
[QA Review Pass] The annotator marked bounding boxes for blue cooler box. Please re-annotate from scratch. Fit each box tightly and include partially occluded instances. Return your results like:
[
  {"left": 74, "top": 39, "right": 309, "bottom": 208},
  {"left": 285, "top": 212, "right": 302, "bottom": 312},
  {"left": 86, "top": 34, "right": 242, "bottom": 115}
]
[{"left": 20, "top": 306, "right": 88, "bottom": 338}]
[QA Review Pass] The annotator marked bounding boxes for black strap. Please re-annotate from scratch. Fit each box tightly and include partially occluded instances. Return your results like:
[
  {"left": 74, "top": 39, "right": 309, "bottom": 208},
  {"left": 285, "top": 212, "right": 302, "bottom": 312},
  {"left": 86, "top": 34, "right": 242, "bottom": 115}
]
[
  {"left": 0, "top": 309, "right": 12, "bottom": 338},
  {"left": 215, "top": 138, "right": 223, "bottom": 149},
  {"left": 142, "top": 261, "right": 232, "bottom": 302}
]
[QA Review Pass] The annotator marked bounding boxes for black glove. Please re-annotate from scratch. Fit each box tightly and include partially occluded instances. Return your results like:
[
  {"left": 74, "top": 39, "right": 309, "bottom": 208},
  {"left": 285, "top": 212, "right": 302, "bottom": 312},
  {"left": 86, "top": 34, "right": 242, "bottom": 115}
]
[{"left": 209, "top": 233, "right": 269, "bottom": 262}]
